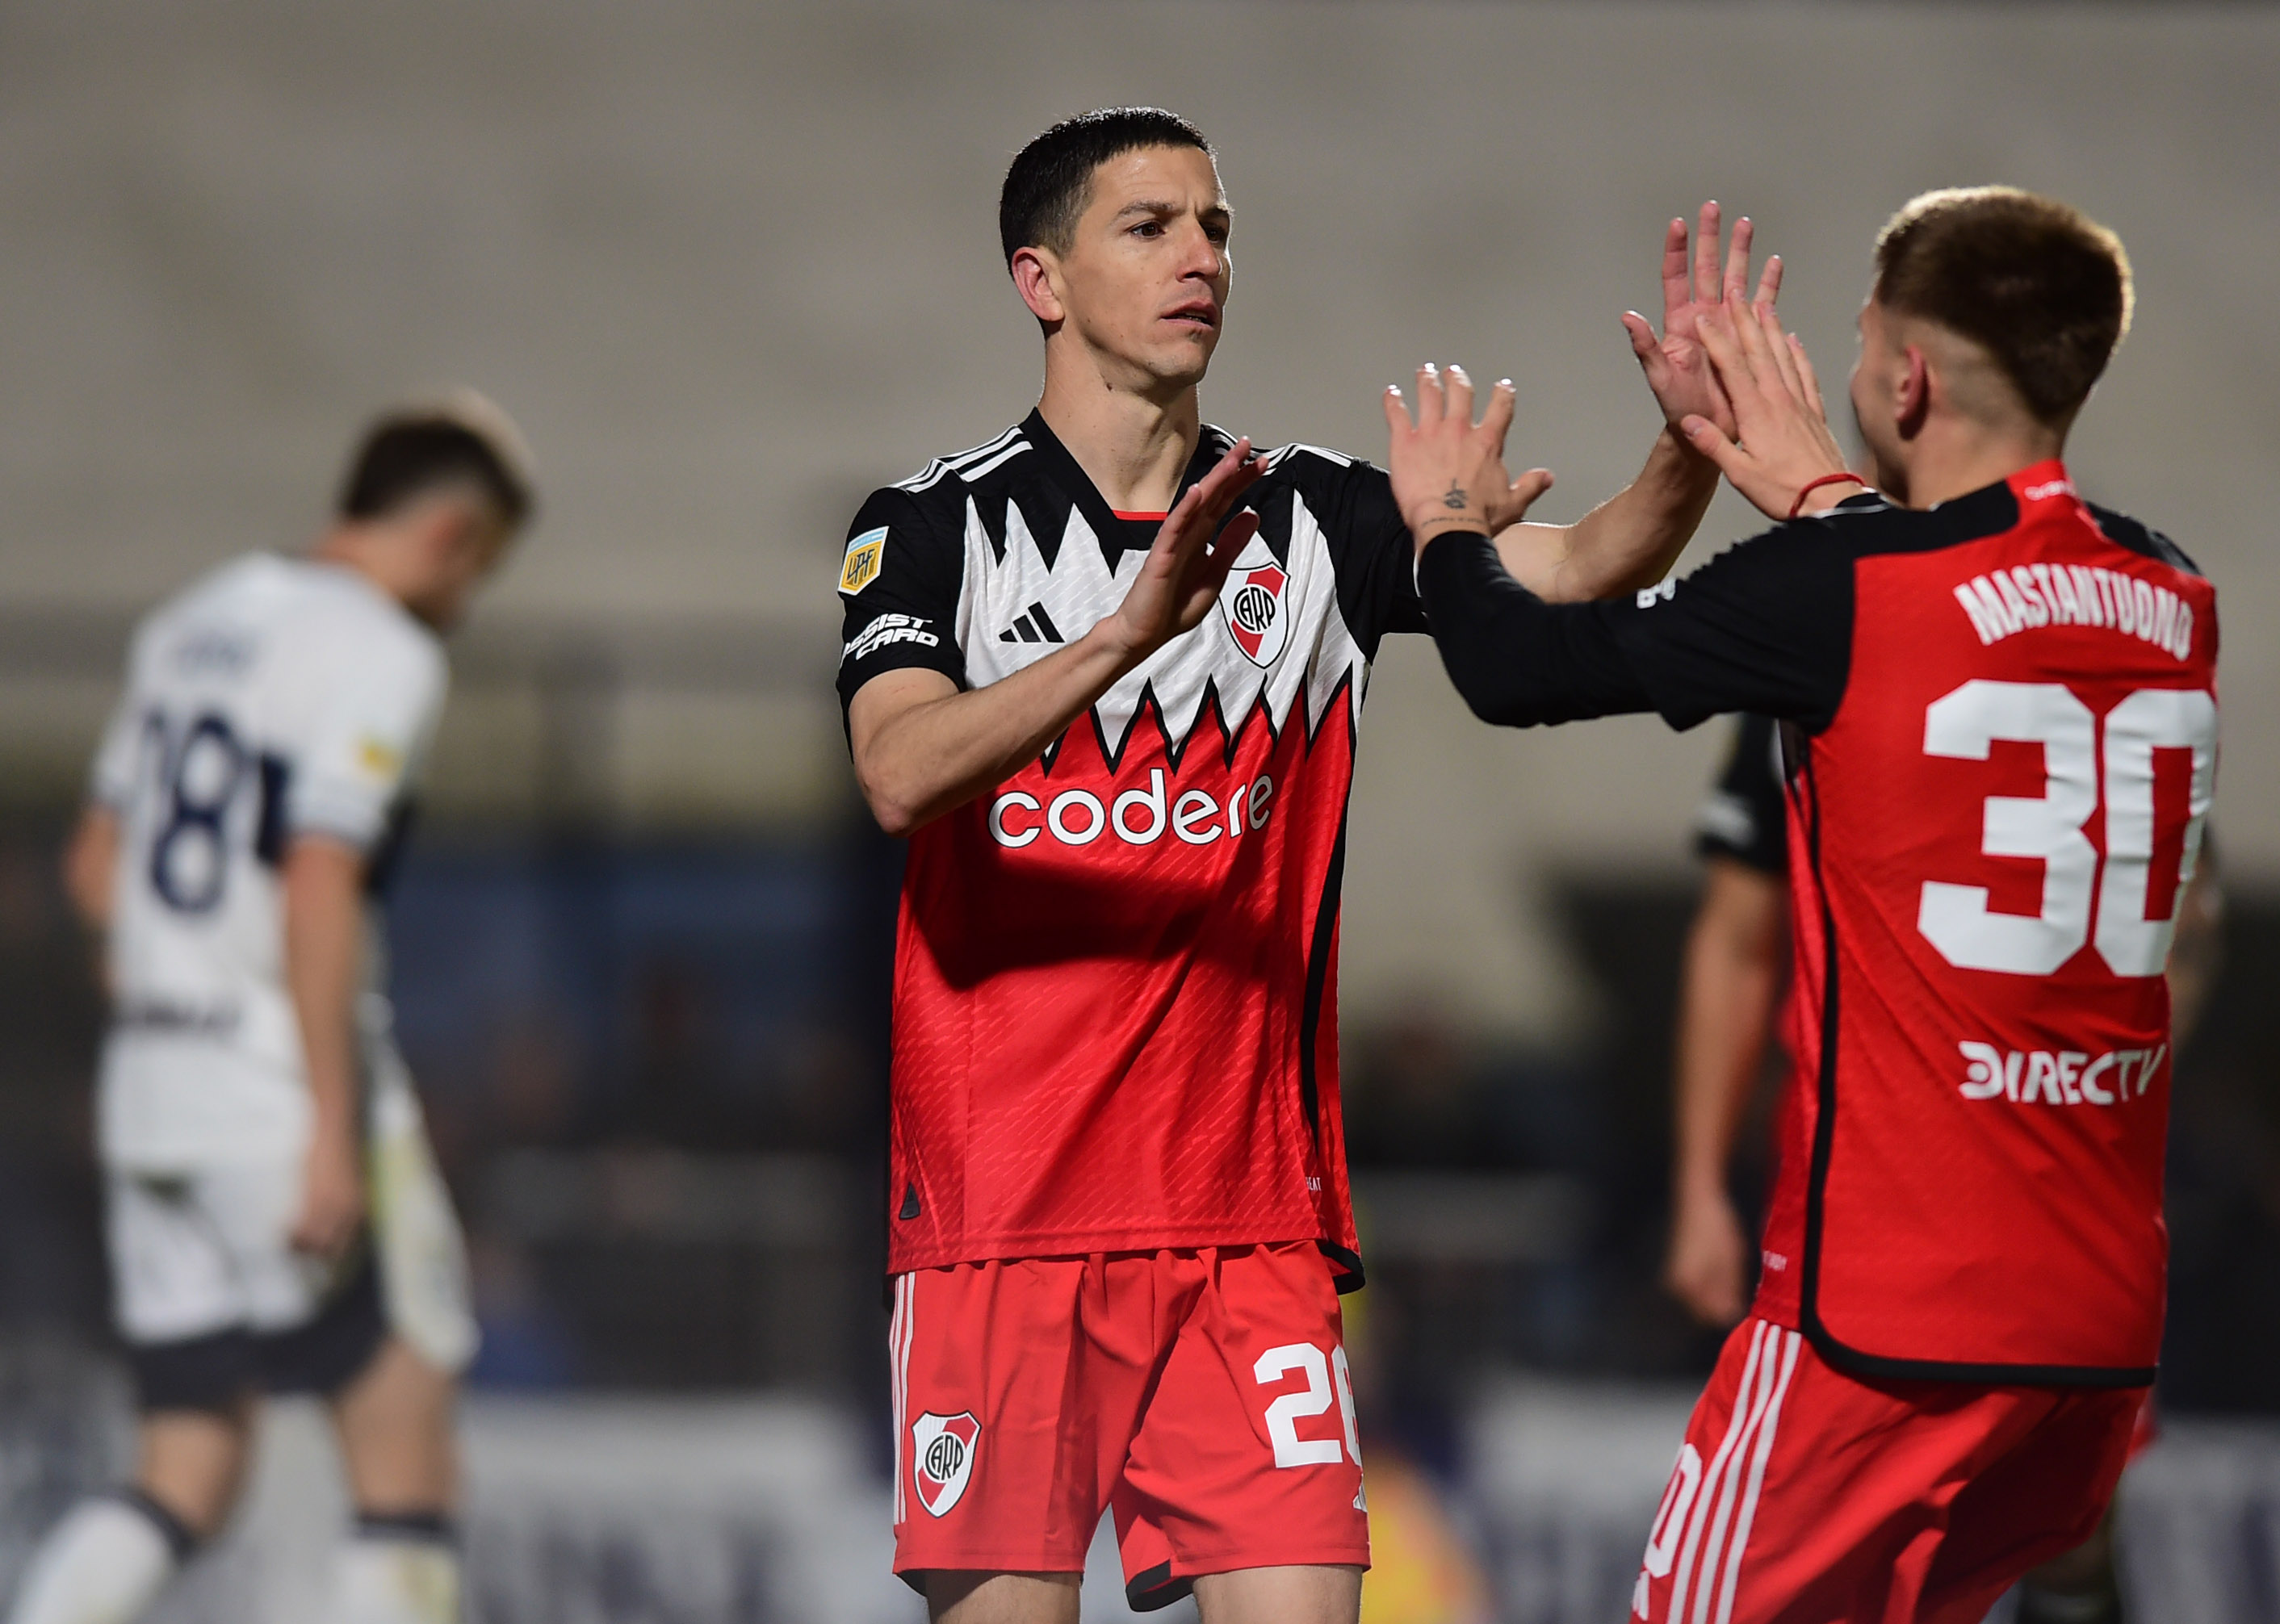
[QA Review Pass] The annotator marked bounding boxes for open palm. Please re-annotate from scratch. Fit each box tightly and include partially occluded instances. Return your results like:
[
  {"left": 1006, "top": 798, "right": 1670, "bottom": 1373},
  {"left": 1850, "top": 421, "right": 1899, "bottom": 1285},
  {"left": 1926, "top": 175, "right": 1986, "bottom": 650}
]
[
  {"left": 1622, "top": 201, "right": 1783, "bottom": 440},
  {"left": 1105, "top": 438, "right": 1266, "bottom": 658}
]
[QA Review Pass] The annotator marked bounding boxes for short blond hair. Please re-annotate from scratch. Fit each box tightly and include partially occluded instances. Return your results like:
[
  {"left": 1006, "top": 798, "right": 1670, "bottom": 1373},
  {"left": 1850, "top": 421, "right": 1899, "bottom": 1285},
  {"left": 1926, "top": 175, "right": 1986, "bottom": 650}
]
[{"left": 1874, "top": 187, "right": 2132, "bottom": 426}]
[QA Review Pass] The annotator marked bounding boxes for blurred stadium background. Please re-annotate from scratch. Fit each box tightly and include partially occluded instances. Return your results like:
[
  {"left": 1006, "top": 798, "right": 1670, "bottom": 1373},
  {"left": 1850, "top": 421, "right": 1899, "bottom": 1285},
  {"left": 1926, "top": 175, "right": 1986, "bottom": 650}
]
[{"left": 2, "top": 2, "right": 2278, "bottom": 1619}]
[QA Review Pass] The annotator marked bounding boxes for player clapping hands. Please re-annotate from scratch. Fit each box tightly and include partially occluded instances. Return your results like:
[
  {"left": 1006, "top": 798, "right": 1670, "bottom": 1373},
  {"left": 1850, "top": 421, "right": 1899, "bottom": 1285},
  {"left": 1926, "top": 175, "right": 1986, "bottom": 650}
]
[
  {"left": 1385, "top": 204, "right": 1790, "bottom": 592},
  {"left": 1677, "top": 294, "right": 1871, "bottom": 520},
  {"left": 1623, "top": 203, "right": 1788, "bottom": 442},
  {"left": 1384, "top": 203, "right": 1871, "bottom": 539}
]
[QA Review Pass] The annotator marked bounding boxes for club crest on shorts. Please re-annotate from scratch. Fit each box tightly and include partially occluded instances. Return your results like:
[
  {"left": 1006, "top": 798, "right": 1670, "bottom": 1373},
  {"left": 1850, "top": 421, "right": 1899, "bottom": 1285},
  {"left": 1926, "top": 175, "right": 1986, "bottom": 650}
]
[
  {"left": 911, "top": 1411, "right": 980, "bottom": 1517},
  {"left": 1220, "top": 554, "right": 1289, "bottom": 668}
]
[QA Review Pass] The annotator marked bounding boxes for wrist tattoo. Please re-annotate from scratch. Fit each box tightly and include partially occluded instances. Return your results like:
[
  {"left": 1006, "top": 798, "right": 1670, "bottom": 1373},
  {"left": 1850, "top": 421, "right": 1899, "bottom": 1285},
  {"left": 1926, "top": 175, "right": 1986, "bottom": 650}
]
[{"left": 1441, "top": 479, "right": 1469, "bottom": 510}]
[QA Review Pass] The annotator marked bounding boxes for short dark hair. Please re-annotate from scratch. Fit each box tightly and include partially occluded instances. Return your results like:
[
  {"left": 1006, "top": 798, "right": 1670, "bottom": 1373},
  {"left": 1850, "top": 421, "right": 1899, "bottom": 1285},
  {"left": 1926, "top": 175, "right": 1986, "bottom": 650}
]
[
  {"left": 337, "top": 393, "right": 534, "bottom": 527},
  {"left": 1872, "top": 186, "right": 2133, "bottom": 427},
  {"left": 999, "top": 107, "right": 1213, "bottom": 267}
]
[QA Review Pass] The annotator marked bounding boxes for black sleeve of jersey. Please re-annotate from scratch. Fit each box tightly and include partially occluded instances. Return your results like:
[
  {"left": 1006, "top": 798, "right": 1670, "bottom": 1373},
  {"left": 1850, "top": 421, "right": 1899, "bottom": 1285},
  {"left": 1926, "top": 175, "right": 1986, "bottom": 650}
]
[
  {"left": 1414, "top": 533, "right": 1654, "bottom": 722},
  {"left": 1415, "top": 509, "right": 1859, "bottom": 733},
  {"left": 1695, "top": 713, "right": 1788, "bottom": 875},
  {"left": 834, "top": 486, "right": 966, "bottom": 723},
  {"left": 2087, "top": 501, "right": 2205, "bottom": 578},
  {"left": 1327, "top": 460, "right": 1431, "bottom": 648}
]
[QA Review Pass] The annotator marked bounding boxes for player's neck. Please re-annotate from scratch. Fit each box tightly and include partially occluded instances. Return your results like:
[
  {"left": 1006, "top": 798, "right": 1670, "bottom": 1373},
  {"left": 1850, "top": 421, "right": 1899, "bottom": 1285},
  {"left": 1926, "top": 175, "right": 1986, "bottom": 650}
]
[
  {"left": 1886, "top": 418, "right": 2064, "bottom": 511},
  {"left": 1035, "top": 355, "right": 1201, "bottom": 515},
  {"left": 310, "top": 528, "right": 415, "bottom": 610}
]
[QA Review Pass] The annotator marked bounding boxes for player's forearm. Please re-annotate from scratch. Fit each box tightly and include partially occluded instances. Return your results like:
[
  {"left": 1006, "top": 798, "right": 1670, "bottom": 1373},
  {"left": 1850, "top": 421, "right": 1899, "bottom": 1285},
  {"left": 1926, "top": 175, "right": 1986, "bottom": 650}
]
[
  {"left": 1498, "top": 430, "right": 1717, "bottom": 605},
  {"left": 1671, "top": 979, "right": 1775, "bottom": 1207},
  {"left": 62, "top": 807, "right": 119, "bottom": 934},
  {"left": 855, "top": 624, "right": 1146, "bottom": 835},
  {"left": 2165, "top": 862, "right": 2223, "bottom": 1044},
  {"left": 1671, "top": 868, "right": 1786, "bottom": 1205},
  {"left": 1418, "top": 532, "right": 1654, "bottom": 726},
  {"left": 282, "top": 839, "right": 367, "bottom": 1142}
]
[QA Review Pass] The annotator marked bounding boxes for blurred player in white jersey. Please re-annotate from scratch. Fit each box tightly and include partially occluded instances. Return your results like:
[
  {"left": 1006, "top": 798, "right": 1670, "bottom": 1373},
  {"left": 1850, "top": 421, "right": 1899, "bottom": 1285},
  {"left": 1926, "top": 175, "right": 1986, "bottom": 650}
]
[{"left": 6, "top": 397, "right": 533, "bottom": 1624}]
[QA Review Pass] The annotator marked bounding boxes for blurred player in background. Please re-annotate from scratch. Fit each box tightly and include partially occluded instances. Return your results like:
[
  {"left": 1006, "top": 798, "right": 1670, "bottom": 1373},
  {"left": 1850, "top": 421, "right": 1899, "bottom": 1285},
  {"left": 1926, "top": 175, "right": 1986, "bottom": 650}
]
[
  {"left": 837, "top": 107, "right": 1773, "bottom": 1622},
  {"left": 1391, "top": 186, "right": 2214, "bottom": 1620},
  {"left": 1663, "top": 714, "right": 1788, "bottom": 1333},
  {"left": 7, "top": 398, "right": 532, "bottom": 1624},
  {"left": 1665, "top": 712, "right": 2223, "bottom": 1624}
]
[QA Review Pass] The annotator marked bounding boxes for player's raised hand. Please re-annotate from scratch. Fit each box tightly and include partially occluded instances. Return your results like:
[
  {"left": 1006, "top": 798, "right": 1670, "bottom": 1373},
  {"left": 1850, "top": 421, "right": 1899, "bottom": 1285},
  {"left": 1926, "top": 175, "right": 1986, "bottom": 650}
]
[
  {"left": 1104, "top": 437, "right": 1267, "bottom": 659},
  {"left": 1682, "top": 300, "right": 1870, "bottom": 521},
  {"left": 1622, "top": 202, "right": 1783, "bottom": 440},
  {"left": 1385, "top": 363, "right": 1554, "bottom": 554}
]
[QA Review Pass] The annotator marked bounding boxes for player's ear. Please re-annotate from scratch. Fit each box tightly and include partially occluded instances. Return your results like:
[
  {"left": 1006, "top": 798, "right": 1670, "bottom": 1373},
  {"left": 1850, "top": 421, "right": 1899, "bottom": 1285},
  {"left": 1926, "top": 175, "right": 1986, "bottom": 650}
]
[
  {"left": 429, "top": 497, "right": 493, "bottom": 576},
  {"left": 1011, "top": 246, "right": 1067, "bottom": 328},
  {"left": 1895, "top": 345, "right": 1933, "bottom": 440}
]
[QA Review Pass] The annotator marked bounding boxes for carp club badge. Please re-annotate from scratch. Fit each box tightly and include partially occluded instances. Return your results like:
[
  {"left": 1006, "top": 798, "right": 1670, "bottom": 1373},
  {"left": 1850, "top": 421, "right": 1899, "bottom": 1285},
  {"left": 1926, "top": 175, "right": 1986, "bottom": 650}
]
[
  {"left": 1220, "top": 549, "right": 1289, "bottom": 668},
  {"left": 911, "top": 1411, "right": 980, "bottom": 1517}
]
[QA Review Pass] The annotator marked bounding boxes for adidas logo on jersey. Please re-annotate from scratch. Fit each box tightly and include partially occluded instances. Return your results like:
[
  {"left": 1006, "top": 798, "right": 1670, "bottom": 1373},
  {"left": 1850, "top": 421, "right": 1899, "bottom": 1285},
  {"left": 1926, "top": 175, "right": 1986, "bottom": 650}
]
[
  {"left": 1957, "top": 1040, "right": 2165, "bottom": 1107},
  {"left": 951, "top": 471, "right": 1369, "bottom": 768},
  {"left": 998, "top": 601, "right": 1064, "bottom": 645}
]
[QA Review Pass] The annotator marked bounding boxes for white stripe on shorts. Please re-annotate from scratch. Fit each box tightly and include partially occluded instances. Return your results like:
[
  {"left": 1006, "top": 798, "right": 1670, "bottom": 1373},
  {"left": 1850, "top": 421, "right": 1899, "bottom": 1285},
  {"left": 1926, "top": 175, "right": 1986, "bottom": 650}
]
[
  {"left": 1688, "top": 1322, "right": 1792, "bottom": 1624},
  {"left": 1712, "top": 1328, "right": 1801, "bottom": 1624},
  {"left": 1665, "top": 1320, "right": 1771, "bottom": 1624},
  {"left": 889, "top": 1275, "right": 913, "bottom": 1526}
]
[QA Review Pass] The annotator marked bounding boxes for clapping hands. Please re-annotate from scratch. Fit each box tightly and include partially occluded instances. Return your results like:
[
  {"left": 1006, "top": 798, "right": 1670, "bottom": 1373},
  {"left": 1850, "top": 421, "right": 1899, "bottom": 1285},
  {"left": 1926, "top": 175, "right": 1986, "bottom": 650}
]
[
  {"left": 1382, "top": 364, "right": 1553, "bottom": 554},
  {"left": 1624, "top": 202, "right": 1785, "bottom": 441},
  {"left": 1631, "top": 199, "right": 1870, "bottom": 519},
  {"left": 1678, "top": 295, "right": 1868, "bottom": 521}
]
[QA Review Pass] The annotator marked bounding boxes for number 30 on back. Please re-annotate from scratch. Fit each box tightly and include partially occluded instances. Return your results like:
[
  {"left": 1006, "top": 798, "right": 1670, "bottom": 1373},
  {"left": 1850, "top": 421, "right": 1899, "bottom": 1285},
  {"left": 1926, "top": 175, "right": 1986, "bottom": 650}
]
[{"left": 1917, "top": 680, "right": 2217, "bottom": 977}]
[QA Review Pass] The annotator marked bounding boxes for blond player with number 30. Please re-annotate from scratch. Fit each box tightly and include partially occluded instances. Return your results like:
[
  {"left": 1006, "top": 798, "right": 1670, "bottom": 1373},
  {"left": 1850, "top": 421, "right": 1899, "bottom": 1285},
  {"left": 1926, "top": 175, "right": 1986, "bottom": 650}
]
[{"left": 1389, "top": 188, "right": 2213, "bottom": 1622}]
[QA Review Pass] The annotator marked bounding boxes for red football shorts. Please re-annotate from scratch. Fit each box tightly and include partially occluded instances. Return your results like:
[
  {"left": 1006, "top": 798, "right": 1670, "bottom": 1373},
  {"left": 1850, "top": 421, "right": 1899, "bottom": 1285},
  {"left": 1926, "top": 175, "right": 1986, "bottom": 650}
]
[
  {"left": 887, "top": 1241, "right": 1370, "bottom": 1608},
  {"left": 1632, "top": 1318, "right": 2144, "bottom": 1624}
]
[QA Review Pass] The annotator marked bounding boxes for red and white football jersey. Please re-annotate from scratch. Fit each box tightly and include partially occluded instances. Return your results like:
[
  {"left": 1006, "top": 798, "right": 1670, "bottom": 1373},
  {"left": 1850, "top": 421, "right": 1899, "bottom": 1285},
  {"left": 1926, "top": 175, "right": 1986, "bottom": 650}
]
[
  {"left": 1419, "top": 462, "right": 2217, "bottom": 1383},
  {"left": 836, "top": 412, "right": 1427, "bottom": 1283}
]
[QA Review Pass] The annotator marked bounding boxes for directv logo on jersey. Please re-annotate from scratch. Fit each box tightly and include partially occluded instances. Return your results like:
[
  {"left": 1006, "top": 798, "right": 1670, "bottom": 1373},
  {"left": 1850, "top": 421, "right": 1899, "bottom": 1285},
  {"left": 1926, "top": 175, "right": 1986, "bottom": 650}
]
[
  {"left": 1957, "top": 1040, "right": 2165, "bottom": 1106},
  {"left": 1221, "top": 559, "right": 1289, "bottom": 667},
  {"left": 911, "top": 1411, "right": 980, "bottom": 1517}
]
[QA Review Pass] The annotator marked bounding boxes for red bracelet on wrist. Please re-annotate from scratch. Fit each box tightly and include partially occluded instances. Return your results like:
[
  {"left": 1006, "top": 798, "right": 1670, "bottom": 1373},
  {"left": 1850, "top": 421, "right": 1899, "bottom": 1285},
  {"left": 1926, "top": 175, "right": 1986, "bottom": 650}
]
[{"left": 1788, "top": 472, "right": 1870, "bottom": 519}]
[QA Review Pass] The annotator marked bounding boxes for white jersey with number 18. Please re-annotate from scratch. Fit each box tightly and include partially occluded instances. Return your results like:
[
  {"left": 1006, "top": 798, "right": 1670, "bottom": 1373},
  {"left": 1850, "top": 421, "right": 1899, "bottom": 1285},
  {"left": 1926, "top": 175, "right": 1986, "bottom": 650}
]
[{"left": 90, "top": 552, "right": 446, "bottom": 1170}]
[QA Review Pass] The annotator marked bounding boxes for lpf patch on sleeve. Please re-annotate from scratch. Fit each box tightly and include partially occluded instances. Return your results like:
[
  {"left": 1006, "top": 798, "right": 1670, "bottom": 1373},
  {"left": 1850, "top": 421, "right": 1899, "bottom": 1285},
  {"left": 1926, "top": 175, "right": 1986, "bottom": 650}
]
[
  {"left": 839, "top": 527, "right": 888, "bottom": 595},
  {"left": 356, "top": 736, "right": 405, "bottom": 781}
]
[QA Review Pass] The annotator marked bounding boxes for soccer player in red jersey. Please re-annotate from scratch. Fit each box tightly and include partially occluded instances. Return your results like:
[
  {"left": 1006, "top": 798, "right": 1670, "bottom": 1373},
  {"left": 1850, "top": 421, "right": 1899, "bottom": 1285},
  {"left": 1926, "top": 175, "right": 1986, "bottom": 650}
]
[
  {"left": 1389, "top": 187, "right": 2214, "bottom": 1622},
  {"left": 837, "top": 107, "right": 1777, "bottom": 1622},
  {"left": 1665, "top": 712, "right": 2218, "bottom": 1624}
]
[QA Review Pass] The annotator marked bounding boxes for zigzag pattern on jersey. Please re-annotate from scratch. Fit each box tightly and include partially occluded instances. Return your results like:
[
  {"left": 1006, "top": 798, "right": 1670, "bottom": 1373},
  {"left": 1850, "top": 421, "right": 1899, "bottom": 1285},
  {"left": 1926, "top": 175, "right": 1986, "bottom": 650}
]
[
  {"left": 1055, "top": 663, "right": 1363, "bottom": 779},
  {"left": 952, "top": 442, "right": 1371, "bottom": 777}
]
